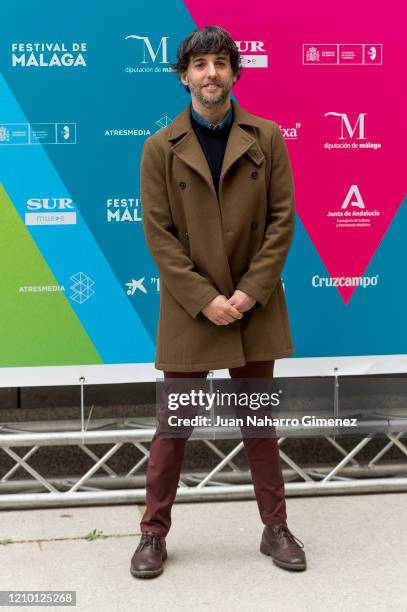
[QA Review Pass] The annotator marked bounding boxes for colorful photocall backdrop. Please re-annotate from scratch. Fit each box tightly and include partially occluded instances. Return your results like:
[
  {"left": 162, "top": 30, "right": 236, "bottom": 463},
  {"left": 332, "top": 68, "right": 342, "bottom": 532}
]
[{"left": 0, "top": 0, "right": 406, "bottom": 386}]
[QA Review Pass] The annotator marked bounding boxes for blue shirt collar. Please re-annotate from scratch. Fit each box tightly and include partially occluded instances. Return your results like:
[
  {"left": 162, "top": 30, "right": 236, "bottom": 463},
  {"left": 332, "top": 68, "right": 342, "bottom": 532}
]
[{"left": 191, "top": 104, "right": 233, "bottom": 130}]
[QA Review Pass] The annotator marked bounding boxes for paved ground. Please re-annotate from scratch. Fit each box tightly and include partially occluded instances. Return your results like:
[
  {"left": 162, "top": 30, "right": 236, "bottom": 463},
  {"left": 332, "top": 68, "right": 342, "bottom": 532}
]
[{"left": 0, "top": 493, "right": 406, "bottom": 611}]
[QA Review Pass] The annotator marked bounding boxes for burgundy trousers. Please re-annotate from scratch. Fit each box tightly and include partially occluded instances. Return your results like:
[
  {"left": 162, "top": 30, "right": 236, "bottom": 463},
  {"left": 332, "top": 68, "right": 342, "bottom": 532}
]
[{"left": 140, "top": 360, "right": 287, "bottom": 536}]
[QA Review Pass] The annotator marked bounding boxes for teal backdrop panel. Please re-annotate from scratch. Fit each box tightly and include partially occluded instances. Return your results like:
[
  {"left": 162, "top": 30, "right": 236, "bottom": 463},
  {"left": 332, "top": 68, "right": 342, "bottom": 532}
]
[{"left": 0, "top": 0, "right": 405, "bottom": 375}]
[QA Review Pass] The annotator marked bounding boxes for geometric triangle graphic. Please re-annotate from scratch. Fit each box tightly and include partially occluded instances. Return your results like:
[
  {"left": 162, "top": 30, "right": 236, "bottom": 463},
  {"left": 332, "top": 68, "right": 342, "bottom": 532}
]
[
  {"left": 0, "top": 183, "right": 103, "bottom": 366},
  {"left": 183, "top": 0, "right": 407, "bottom": 304},
  {"left": 0, "top": 65, "right": 156, "bottom": 366}
]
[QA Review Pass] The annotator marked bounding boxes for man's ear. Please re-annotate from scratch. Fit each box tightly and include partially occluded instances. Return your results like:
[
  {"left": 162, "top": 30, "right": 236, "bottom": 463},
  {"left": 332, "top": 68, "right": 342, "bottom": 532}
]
[{"left": 180, "top": 72, "right": 188, "bottom": 86}]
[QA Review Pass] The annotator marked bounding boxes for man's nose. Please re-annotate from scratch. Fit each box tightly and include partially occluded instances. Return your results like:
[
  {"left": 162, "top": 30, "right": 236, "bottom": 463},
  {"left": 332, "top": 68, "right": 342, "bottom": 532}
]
[{"left": 206, "top": 63, "right": 217, "bottom": 77}]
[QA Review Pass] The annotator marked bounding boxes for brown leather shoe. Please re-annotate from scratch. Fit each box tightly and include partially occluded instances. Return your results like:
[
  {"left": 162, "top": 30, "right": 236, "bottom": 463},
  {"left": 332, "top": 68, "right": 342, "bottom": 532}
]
[
  {"left": 130, "top": 532, "right": 167, "bottom": 579},
  {"left": 260, "top": 523, "right": 306, "bottom": 571}
]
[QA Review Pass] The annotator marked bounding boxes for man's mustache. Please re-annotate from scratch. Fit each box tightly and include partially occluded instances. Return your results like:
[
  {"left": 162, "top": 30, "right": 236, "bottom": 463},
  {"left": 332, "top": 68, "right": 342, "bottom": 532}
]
[{"left": 201, "top": 82, "right": 222, "bottom": 88}]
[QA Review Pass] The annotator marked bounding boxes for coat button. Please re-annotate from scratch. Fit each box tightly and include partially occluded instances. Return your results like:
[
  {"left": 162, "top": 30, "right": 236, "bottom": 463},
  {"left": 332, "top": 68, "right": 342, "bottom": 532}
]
[
  {"left": 251, "top": 171, "right": 258, "bottom": 179},
  {"left": 251, "top": 221, "right": 258, "bottom": 231},
  {"left": 179, "top": 181, "right": 187, "bottom": 189},
  {"left": 185, "top": 232, "right": 189, "bottom": 239}
]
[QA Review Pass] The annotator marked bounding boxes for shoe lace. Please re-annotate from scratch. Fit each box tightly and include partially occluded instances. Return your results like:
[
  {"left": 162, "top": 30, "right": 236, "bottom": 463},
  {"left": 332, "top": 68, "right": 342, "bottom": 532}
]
[
  {"left": 139, "top": 532, "right": 164, "bottom": 553},
  {"left": 275, "top": 524, "right": 304, "bottom": 549}
]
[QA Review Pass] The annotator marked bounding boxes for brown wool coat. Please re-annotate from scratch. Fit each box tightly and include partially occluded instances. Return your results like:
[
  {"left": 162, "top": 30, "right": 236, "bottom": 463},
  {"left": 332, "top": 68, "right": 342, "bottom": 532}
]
[{"left": 140, "top": 99, "right": 295, "bottom": 372}]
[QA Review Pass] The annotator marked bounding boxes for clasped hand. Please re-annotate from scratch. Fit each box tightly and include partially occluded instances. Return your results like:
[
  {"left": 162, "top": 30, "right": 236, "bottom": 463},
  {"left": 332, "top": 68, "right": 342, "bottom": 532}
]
[{"left": 201, "top": 290, "right": 256, "bottom": 326}]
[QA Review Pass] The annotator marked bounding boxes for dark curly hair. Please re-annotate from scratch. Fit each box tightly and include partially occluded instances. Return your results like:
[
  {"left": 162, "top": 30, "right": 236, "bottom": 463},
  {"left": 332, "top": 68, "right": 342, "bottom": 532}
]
[{"left": 171, "top": 25, "right": 243, "bottom": 93}]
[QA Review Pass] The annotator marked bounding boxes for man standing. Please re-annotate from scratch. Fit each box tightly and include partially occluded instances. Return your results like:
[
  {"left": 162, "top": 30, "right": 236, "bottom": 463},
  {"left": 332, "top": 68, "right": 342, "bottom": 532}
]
[{"left": 130, "top": 25, "right": 306, "bottom": 578}]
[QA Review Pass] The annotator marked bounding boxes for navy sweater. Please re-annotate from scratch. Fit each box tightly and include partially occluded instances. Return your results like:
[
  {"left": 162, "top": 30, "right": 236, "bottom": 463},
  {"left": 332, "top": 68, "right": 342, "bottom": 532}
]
[{"left": 191, "top": 115, "right": 233, "bottom": 197}]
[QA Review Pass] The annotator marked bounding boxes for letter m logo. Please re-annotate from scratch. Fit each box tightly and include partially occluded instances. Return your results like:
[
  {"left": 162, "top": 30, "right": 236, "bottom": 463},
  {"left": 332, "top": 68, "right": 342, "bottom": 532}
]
[
  {"left": 324, "top": 112, "right": 366, "bottom": 140},
  {"left": 125, "top": 35, "right": 169, "bottom": 63}
]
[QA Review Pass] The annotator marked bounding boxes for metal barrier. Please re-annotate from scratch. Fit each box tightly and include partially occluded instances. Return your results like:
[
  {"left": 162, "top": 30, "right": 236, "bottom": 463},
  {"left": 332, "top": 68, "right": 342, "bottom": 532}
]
[{"left": 1, "top": 415, "right": 407, "bottom": 509}]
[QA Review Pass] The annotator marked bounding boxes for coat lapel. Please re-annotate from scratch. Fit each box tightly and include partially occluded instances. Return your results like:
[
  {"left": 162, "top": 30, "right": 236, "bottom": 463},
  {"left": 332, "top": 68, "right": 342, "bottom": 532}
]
[
  {"left": 219, "top": 123, "right": 264, "bottom": 187},
  {"left": 168, "top": 100, "right": 265, "bottom": 195},
  {"left": 222, "top": 102, "right": 265, "bottom": 183},
  {"left": 170, "top": 130, "right": 215, "bottom": 194}
]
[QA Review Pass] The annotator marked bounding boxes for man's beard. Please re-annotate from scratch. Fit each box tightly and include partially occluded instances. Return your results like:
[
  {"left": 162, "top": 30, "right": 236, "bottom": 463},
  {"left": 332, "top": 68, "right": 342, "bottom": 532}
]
[{"left": 189, "top": 79, "right": 233, "bottom": 108}]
